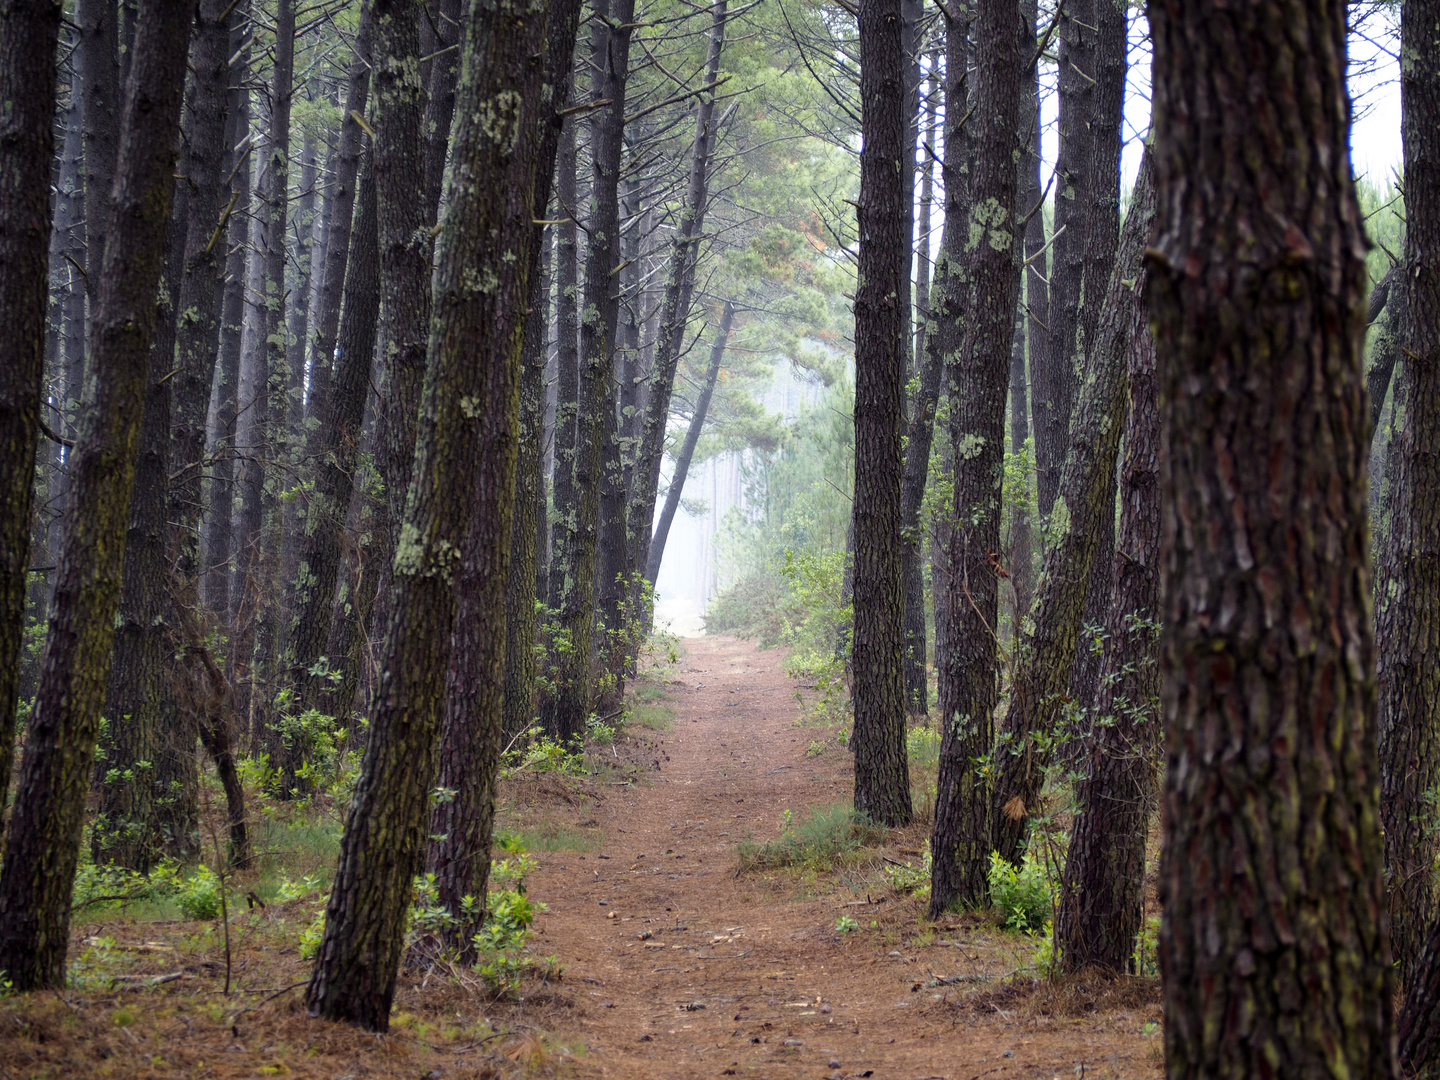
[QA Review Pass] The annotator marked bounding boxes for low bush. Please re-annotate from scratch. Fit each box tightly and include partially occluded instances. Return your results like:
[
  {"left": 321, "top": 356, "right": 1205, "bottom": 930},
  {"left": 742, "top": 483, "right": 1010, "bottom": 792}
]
[{"left": 736, "top": 805, "right": 885, "bottom": 874}]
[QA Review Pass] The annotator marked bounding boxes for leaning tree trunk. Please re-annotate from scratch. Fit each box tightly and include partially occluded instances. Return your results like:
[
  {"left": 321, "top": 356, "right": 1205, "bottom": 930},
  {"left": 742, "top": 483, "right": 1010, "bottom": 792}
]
[
  {"left": 851, "top": 0, "right": 912, "bottom": 829},
  {"left": 928, "top": 0, "right": 1024, "bottom": 914},
  {"left": 0, "top": 0, "right": 64, "bottom": 806},
  {"left": 647, "top": 301, "right": 735, "bottom": 584},
  {"left": 545, "top": 0, "right": 636, "bottom": 744},
  {"left": 989, "top": 152, "right": 1155, "bottom": 869},
  {"left": 1055, "top": 177, "right": 1163, "bottom": 976},
  {"left": 1379, "top": 0, "right": 1440, "bottom": 988},
  {"left": 1148, "top": 1, "right": 1398, "bottom": 1076},
  {"left": 0, "top": 0, "right": 193, "bottom": 989}
]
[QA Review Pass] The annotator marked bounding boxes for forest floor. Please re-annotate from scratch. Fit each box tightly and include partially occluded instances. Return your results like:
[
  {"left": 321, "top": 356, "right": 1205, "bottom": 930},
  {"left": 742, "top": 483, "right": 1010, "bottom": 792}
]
[{"left": 0, "top": 635, "right": 1163, "bottom": 1079}]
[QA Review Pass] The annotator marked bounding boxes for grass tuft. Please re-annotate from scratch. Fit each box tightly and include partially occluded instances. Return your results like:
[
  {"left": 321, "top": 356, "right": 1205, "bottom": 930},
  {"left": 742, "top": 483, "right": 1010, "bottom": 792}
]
[{"left": 736, "top": 804, "right": 886, "bottom": 874}]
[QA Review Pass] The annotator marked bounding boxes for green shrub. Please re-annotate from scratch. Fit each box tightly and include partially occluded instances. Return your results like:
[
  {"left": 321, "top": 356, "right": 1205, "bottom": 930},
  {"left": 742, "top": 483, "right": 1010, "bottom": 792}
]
[
  {"left": 175, "top": 865, "right": 222, "bottom": 921},
  {"left": 987, "top": 850, "right": 1057, "bottom": 934},
  {"left": 736, "top": 805, "right": 885, "bottom": 874}
]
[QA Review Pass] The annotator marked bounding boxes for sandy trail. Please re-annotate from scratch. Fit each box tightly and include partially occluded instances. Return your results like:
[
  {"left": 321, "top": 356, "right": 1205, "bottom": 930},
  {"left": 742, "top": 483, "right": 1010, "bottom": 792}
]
[{"left": 525, "top": 636, "right": 1162, "bottom": 1080}]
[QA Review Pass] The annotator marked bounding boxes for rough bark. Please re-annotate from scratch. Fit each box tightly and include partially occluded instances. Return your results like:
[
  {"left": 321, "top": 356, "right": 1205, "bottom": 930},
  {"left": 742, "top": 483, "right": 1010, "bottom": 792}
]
[
  {"left": 430, "top": 0, "right": 583, "bottom": 949},
  {"left": 989, "top": 153, "right": 1155, "bottom": 867},
  {"left": 0, "top": 0, "right": 63, "bottom": 807},
  {"left": 304, "top": 0, "right": 566, "bottom": 1029},
  {"left": 1056, "top": 209, "right": 1163, "bottom": 978},
  {"left": 928, "top": 0, "right": 1023, "bottom": 913},
  {"left": 1148, "top": 1, "right": 1397, "bottom": 1075},
  {"left": 1379, "top": 0, "right": 1440, "bottom": 995},
  {"left": 79, "top": 0, "right": 119, "bottom": 307},
  {"left": 851, "top": 0, "right": 912, "bottom": 829},
  {"left": 545, "top": 0, "right": 636, "bottom": 743},
  {"left": 1066, "top": 0, "right": 1127, "bottom": 717},
  {"left": 0, "top": 0, "right": 193, "bottom": 988}
]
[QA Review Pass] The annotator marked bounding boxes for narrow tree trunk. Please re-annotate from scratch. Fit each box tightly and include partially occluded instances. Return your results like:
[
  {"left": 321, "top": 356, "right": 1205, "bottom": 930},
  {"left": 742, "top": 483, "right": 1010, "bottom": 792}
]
[
  {"left": 0, "top": 0, "right": 193, "bottom": 988},
  {"left": 305, "top": 8, "right": 373, "bottom": 429},
  {"left": 929, "top": 0, "right": 1024, "bottom": 913},
  {"left": 626, "top": 0, "right": 728, "bottom": 623},
  {"left": 545, "top": 0, "right": 636, "bottom": 743},
  {"left": 1148, "top": 2, "right": 1397, "bottom": 1074},
  {"left": 421, "top": 0, "right": 461, "bottom": 228},
  {"left": 900, "top": 56, "right": 939, "bottom": 719},
  {"left": 1031, "top": 0, "right": 1094, "bottom": 522},
  {"left": 1379, "top": 0, "right": 1440, "bottom": 993},
  {"left": 1065, "top": 0, "right": 1127, "bottom": 717},
  {"left": 284, "top": 165, "right": 379, "bottom": 714},
  {"left": 201, "top": 16, "right": 250, "bottom": 614},
  {"left": 647, "top": 301, "right": 734, "bottom": 584},
  {"left": 1056, "top": 208, "right": 1163, "bottom": 978},
  {"left": 0, "top": 0, "right": 64, "bottom": 806},
  {"left": 305, "top": 0, "right": 574, "bottom": 1028},
  {"left": 851, "top": 0, "right": 912, "bottom": 829},
  {"left": 79, "top": 0, "right": 120, "bottom": 309}
]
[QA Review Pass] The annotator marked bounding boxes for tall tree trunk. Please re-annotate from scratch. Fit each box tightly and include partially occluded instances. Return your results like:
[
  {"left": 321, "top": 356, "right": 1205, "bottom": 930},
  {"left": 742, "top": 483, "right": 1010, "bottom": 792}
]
[
  {"left": 900, "top": 55, "right": 940, "bottom": 719},
  {"left": 284, "top": 165, "right": 379, "bottom": 714},
  {"left": 647, "top": 301, "right": 734, "bottom": 584},
  {"left": 928, "top": 0, "right": 1023, "bottom": 913},
  {"left": 989, "top": 153, "right": 1155, "bottom": 868},
  {"left": 542, "top": 110, "right": 580, "bottom": 721},
  {"left": 1031, "top": 0, "right": 1094, "bottom": 522},
  {"left": 1066, "top": 0, "right": 1127, "bottom": 718},
  {"left": 851, "top": 0, "right": 912, "bottom": 829},
  {"left": 1370, "top": 0, "right": 1440, "bottom": 996},
  {"left": 545, "top": 0, "right": 635, "bottom": 744},
  {"left": 94, "top": 196, "right": 188, "bottom": 870},
  {"left": 304, "top": 0, "right": 573, "bottom": 1029},
  {"left": 1379, "top": 0, "right": 1440, "bottom": 993},
  {"left": 304, "top": 8, "right": 372, "bottom": 430},
  {"left": 1148, "top": 1, "right": 1397, "bottom": 1075},
  {"left": 201, "top": 16, "right": 250, "bottom": 614},
  {"left": 421, "top": 0, "right": 461, "bottom": 228},
  {"left": 170, "top": 0, "right": 240, "bottom": 859},
  {"left": 1010, "top": 0, "right": 1044, "bottom": 629},
  {"left": 626, "top": 0, "right": 727, "bottom": 628},
  {"left": 430, "top": 0, "right": 581, "bottom": 945},
  {"left": 79, "top": 0, "right": 119, "bottom": 310},
  {"left": 0, "top": 0, "right": 193, "bottom": 988},
  {"left": 1055, "top": 183, "right": 1163, "bottom": 976},
  {"left": 0, "top": 0, "right": 63, "bottom": 807}
]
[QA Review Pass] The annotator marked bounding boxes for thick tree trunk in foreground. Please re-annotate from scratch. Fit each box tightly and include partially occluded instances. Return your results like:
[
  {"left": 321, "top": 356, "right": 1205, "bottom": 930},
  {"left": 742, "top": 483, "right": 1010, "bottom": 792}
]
[
  {"left": 1378, "top": 0, "right": 1440, "bottom": 992},
  {"left": 1148, "top": 2, "right": 1397, "bottom": 1076},
  {"left": 989, "top": 153, "right": 1155, "bottom": 868},
  {"left": 647, "top": 301, "right": 735, "bottom": 585},
  {"left": 0, "top": 0, "right": 192, "bottom": 989},
  {"left": 851, "top": 0, "right": 912, "bottom": 829},
  {"left": 0, "top": 0, "right": 62, "bottom": 803},
  {"left": 929, "top": 0, "right": 1023, "bottom": 914},
  {"left": 430, "top": 0, "right": 582, "bottom": 950},
  {"left": 305, "top": 0, "right": 568, "bottom": 1030},
  {"left": 1056, "top": 205, "right": 1163, "bottom": 977}
]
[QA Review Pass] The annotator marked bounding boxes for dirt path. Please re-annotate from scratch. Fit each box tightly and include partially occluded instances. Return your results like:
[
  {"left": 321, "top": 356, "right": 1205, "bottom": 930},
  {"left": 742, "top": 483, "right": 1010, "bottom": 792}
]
[{"left": 525, "top": 636, "right": 1163, "bottom": 1080}]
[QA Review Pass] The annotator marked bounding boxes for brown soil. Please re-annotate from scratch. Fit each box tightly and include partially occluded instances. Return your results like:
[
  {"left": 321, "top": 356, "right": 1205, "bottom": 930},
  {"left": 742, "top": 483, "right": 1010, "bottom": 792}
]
[
  {"left": 0, "top": 635, "right": 1164, "bottom": 1079},
  {"left": 529, "top": 635, "right": 1164, "bottom": 1079}
]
